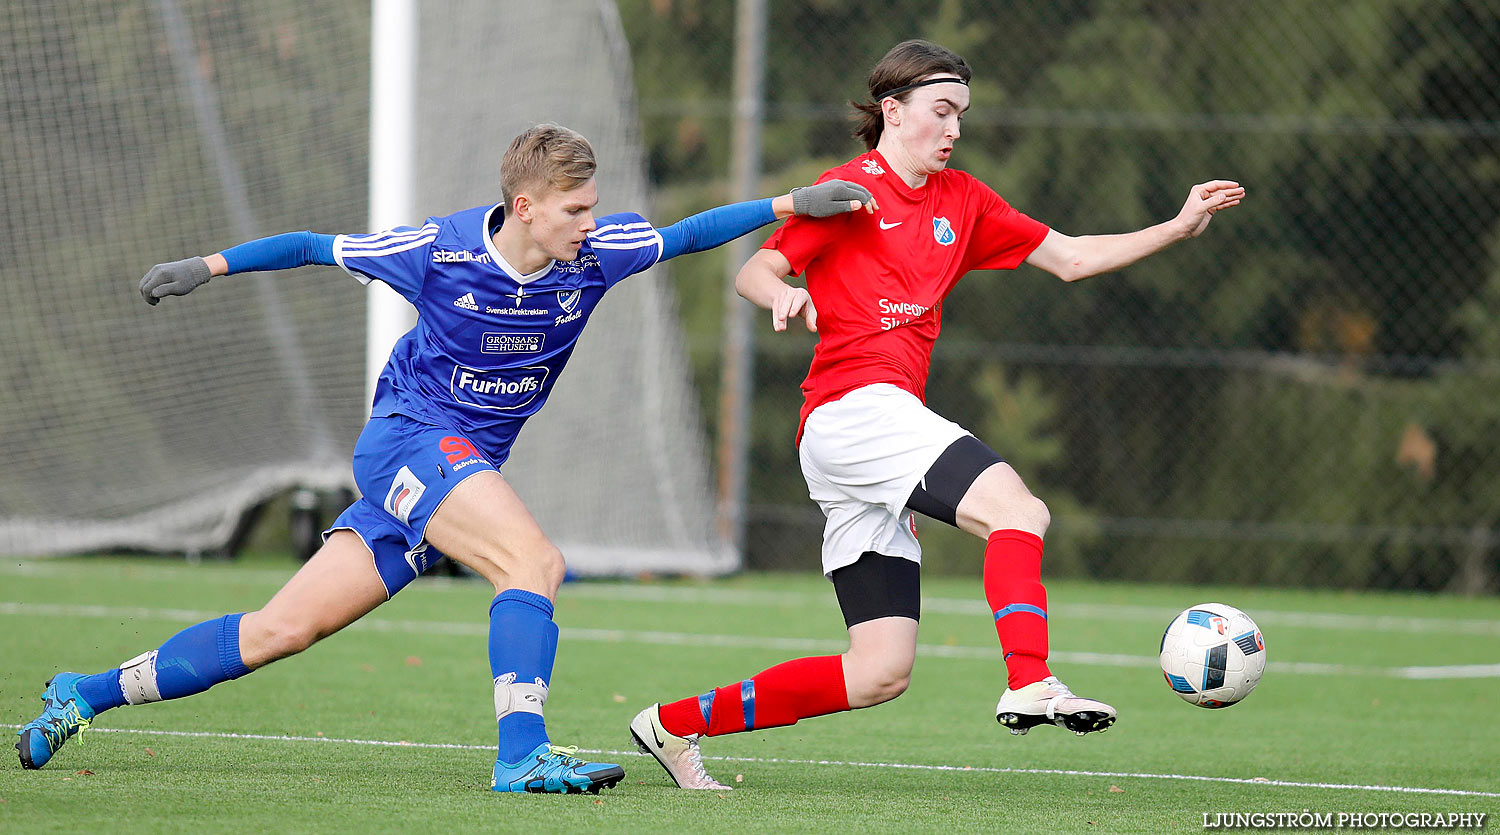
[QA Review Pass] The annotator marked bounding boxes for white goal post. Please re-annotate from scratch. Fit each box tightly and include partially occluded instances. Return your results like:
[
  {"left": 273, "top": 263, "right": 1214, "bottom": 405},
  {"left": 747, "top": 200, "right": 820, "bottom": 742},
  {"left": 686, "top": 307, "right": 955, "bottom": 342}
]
[{"left": 0, "top": 0, "right": 736, "bottom": 577}]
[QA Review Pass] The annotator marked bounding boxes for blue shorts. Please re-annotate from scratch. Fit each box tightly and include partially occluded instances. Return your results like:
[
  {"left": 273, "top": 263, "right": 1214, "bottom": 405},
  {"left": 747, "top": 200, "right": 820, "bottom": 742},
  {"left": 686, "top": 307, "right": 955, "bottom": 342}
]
[{"left": 323, "top": 414, "right": 499, "bottom": 597}]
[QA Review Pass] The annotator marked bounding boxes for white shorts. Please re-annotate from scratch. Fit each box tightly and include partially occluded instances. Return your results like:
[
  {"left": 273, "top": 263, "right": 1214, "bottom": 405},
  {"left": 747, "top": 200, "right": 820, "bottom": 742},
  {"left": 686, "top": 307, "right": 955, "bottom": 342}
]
[{"left": 798, "top": 384, "right": 971, "bottom": 576}]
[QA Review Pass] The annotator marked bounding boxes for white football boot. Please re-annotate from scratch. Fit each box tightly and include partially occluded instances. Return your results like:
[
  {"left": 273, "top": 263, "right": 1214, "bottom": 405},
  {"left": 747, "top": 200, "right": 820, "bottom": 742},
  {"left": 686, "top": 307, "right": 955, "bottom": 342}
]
[
  {"left": 629, "top": 704, "right": 732, "bottom": 790},
  {"left": 995, "top": 675, "right": 1117, "bottom": 736}
]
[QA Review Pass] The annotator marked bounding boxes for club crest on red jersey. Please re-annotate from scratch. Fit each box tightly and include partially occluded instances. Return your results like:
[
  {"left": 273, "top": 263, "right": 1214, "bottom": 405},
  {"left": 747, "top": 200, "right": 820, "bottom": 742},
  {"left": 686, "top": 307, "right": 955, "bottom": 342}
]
[{"left": 933, "top": 217, "right": 956, "bottom": 246}]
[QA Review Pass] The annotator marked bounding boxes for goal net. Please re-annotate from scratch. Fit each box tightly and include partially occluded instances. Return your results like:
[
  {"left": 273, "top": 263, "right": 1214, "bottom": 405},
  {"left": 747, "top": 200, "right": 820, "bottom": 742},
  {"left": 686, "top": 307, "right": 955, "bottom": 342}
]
[{"left": 0, "top": 0, "right": 735, "bottom": 576}]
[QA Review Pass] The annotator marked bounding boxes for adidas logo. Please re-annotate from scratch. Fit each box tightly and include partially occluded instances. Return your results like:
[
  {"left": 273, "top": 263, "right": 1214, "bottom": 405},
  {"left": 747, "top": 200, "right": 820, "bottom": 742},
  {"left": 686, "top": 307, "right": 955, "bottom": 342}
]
[{"left": 453, "top": 292, "right": 479, "bottom": 310}]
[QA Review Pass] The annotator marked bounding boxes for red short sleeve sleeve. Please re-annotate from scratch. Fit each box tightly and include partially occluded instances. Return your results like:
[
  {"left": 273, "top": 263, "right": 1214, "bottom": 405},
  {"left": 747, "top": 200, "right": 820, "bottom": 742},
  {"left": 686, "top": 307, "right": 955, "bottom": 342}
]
[
  {"left": 965, "top": 182, "right": 1050, "bottom": 272},
  {"left": 761, "top": 167, "right": 859, "bottom": 275},
  {"left": 763, "top": 211, "right": 850, "bottom": 276}
]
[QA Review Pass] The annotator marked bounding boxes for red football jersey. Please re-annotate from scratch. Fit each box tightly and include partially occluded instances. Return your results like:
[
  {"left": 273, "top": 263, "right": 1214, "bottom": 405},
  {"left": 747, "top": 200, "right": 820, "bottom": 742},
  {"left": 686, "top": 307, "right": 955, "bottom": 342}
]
[{"left": 765, "top": 149, "right": 1050, "bottom": 440}]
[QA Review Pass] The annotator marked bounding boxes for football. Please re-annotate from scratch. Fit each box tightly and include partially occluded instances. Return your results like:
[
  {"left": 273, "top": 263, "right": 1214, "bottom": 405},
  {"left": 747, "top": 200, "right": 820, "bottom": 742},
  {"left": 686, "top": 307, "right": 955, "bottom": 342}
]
[{"left": 1159, "top": 603, "right": 1266, "bottom": 708}]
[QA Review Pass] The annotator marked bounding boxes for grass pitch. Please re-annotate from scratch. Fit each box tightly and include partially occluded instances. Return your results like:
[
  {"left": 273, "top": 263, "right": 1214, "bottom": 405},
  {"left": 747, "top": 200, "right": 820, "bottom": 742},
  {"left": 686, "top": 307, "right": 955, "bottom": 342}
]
[{"left": 1, "top": 554, "right": 1496, "bottom": 832}]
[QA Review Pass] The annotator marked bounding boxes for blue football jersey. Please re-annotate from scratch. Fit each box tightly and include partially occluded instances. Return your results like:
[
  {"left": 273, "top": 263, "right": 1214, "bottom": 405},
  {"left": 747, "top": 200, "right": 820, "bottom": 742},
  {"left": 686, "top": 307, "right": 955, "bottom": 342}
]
[{"left": 332, "top": 204, "right": 663, "bottom": 465}]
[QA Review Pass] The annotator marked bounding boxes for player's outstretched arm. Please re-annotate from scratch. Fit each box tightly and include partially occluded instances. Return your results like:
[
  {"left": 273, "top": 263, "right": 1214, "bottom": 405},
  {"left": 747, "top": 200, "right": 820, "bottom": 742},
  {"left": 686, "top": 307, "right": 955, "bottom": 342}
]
[
  {"left": 1023, "top": 180, "right": 1245, "bottom": 283},
  {"left": 656, "top": 180, "right": 875, "bottom": 262},
  {"left": 734, "top": 248, "right": 816, "bottom": 333},
  {"left": 139, "top": 231, "right": 337, "bottom": 305}
]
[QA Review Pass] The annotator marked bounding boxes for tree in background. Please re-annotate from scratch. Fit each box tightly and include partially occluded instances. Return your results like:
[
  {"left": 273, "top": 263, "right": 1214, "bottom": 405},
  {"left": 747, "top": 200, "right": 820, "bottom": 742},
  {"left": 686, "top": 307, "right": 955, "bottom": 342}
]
[{"left": 616, "top": 0, "right": 1500, "bottom": 589}]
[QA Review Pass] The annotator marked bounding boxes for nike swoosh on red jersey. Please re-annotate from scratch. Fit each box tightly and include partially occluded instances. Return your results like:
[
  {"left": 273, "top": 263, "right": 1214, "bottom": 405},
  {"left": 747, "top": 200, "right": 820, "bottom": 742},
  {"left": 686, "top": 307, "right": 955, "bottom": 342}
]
[{"left": 878, "top": 219, "right": 902, "bottom": 230}]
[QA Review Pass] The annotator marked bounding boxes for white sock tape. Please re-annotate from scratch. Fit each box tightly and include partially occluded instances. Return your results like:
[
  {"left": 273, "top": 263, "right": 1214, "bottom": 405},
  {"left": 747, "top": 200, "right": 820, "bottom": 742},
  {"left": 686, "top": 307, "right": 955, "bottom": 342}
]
[
  {"left": 493, "top": 672, "right": 548, "bottom": 721},
  {"left": 118, "top": 650, "right": 162, "bottom": 705}
]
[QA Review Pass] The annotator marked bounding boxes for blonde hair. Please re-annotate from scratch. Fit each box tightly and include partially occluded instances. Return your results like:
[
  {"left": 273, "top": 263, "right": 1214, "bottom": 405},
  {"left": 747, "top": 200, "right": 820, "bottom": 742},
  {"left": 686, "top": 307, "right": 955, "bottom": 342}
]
[{"left": 500, "top": 124, "right": 596, "bottom": 207}]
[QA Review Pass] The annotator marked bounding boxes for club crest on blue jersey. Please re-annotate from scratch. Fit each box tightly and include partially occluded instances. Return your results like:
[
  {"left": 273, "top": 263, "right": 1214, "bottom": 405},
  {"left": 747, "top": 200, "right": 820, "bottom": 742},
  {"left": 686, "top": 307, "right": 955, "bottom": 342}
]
[
  {"left": 558, "top": 289, "right": 582, "bottom": 314},
  {"left": 933, "top": 217, "right": 956, "bottom": 246}
]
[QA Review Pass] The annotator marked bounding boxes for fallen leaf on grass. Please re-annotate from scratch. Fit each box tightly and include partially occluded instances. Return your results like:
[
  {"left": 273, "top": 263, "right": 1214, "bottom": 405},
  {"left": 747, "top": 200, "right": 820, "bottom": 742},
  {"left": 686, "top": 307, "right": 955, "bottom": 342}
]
[
  {"left": 405, "top": 656, "right": 422, "bottom": 667},
  {"left": 1108, "top": 785, "right": 1124, "bottom": 793},
  {"left": 593, "top": 799, "right": 603, "bottom": 806},
  {"left": 144, "top": 748, "right": 155, "bottom": 758},
  {"left": 612, "top": 693, "right": 626, "bottom": 703},
  {"left": 735, "top": 774, "right": 744, "bottom": 784},
  {"left": 76, "top": 770, "right": 94, "bottom": 776}
]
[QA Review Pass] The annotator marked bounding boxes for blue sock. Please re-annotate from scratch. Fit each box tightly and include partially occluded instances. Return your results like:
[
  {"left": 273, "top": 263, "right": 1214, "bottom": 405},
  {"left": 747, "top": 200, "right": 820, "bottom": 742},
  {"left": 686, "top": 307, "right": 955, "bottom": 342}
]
[
  {"left": 73, "top": 614, "right": 252, "bottom": 714},
  {"left": 74, "top": 669, "right": 126, "bottom": 713},
  {"left": 489, "top": 589, "right": 558, "bottom": 764}
]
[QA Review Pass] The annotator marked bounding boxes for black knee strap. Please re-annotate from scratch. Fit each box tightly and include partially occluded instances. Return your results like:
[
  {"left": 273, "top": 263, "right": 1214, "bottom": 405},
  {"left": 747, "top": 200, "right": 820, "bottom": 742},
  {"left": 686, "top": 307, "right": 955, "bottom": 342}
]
[{"left": 906, "top": 434, "right": 1005, "bottom": 527}]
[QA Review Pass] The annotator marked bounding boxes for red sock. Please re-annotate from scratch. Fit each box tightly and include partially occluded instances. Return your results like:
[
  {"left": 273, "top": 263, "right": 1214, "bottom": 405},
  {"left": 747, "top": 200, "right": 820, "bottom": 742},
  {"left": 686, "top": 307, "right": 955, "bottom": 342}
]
[
  {"left": 658, "top": 655, "right": 849, "bottom": 738},
  {"left": 984, "top": 529, "right": 1052, "bottom": 690}
]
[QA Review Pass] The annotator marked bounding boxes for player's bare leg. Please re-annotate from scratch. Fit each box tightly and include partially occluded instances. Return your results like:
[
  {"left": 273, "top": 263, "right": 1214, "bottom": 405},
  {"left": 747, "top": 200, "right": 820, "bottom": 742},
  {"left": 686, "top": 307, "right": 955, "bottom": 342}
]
[
  {"left": 423, "top": 471, "right": 624, "bottom": 794},
  {"left": 842, "top": 616, "right": 918, "bottom": 708},
  {"left": 956, "top": 462, "right": 1116, "bottom": 735},
  {"left": 238, "top": 530, "right": 392, "bottom": 667},
  {"left": 17, "top": 532, "right": 388, "bottom": 769},
  {"left": 422, "top": 470, "right": 566, "bottom": 597}
]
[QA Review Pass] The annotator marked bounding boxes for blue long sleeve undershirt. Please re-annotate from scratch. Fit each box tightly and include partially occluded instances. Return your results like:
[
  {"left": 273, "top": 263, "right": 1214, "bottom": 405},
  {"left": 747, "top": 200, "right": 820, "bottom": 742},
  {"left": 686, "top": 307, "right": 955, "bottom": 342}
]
[
  {"left": 656, "top": 197, "right": 777, "bottom": 261},
  {"left": 220, "top": 231, "right": 336, "bottom": 273},
  {"left": 216, "top": 197, "right": 779, "bottom": 275}
]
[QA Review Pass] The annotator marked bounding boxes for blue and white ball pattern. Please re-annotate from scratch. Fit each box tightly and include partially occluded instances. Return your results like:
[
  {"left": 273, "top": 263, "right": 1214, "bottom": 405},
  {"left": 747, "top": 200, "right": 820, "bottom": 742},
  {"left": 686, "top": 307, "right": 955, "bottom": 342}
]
[{"left": 1159, "top": 602, "right": 1266, "bottom": 708}]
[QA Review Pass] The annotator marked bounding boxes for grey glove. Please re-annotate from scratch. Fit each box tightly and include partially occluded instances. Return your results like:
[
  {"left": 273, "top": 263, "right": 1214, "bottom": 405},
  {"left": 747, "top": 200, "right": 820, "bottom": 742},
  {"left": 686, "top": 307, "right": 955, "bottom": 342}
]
[
  {"left": 791, "top": 179, "right": 873, "bottom": 217},
  {"left": 139, "top": 256, "right": 212, "bottom": 306}
]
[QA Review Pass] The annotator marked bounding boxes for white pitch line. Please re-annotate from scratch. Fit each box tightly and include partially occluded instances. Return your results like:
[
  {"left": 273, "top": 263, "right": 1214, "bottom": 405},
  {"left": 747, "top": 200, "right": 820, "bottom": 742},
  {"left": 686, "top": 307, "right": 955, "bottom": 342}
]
[
  {"left": 4, "top": 560, "right": 1498, "bottom": 636},
  {"left": 1, "top": 601, "right": 1496, "bottom": 679},
  {"left": 565, "top": 586, "right": 1500, "bottom": 637},
  {"left": 8, "top": 725, "right": 1497, "bottom": 799}
]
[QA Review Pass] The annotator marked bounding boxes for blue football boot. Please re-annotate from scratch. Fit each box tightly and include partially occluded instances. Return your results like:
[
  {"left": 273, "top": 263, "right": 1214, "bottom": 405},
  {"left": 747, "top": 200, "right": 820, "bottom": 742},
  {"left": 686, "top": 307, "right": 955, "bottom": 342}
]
[
  {"left": 491, "top": 743, "right": 624, "bottom": 794},
  {"left": 16, "top": 673, "right": 95, "bottom": 769}
]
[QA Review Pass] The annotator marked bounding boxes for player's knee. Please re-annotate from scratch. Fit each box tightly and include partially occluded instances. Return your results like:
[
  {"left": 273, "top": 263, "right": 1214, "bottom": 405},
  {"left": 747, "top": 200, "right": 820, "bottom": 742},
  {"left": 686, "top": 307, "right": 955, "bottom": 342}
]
[
  {"left": 534, "top": 543, "right": 567, "bottom": 590},
  {"left": 845, "top": 653, "right": 913, "bottom": 707},
  {"left": 472, "top": 538, "right": 566, "bottom": 595},
  {"left": 242, "top": 612, "right": 321, "bottom": 662},
  {"left": 853, "top": 668, "right": 910, "bottom": 707},
  {"left": 869, "top": 669, "right": 911, "bottom": 704},
  {"left": 509, "top": 540, "right": 566, "bottom": 590},
  {"left": 1019, "top": 495, "right": 1050, "bottom": 535},
  {"left": 981, "top": 492, "right": 1049, "bottom": 536}
]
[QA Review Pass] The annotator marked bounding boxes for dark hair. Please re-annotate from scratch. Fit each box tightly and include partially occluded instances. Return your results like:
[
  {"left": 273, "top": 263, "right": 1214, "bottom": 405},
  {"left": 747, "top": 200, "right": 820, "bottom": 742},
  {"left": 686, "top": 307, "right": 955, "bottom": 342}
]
[{"left": 850, "top": 40, "right": 972, "bottom": 150}]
